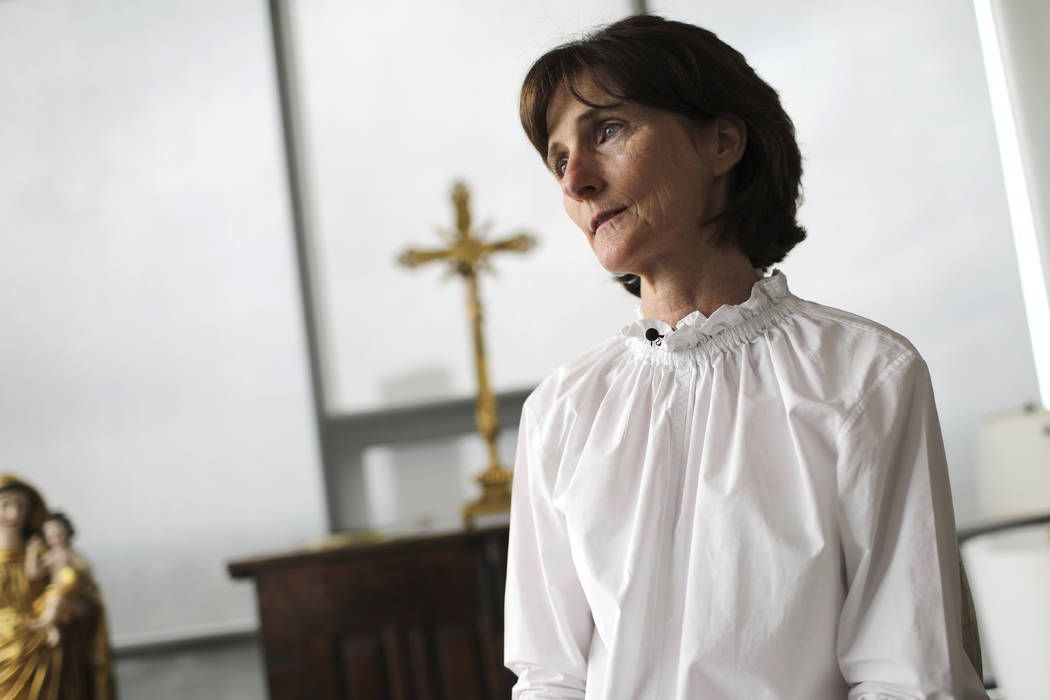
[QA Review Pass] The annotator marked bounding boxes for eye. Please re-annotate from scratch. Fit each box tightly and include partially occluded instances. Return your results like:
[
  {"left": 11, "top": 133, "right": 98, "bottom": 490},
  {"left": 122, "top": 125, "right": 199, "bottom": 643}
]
[
  {"left": 598, "top": 121, "right": 623, "bottom": 143},
  {"left": 552, "top": 157, "right": 568, "bottom": 179}
]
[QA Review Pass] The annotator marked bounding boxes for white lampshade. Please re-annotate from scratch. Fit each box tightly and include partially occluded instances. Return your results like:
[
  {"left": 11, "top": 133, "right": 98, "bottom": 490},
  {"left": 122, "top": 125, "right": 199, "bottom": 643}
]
[
  {"left": 962, "top": 525, "right": 1050, "bottom": 700},
  {"left": 976, "top": 407, "right": 1050, "bottom": 519}
]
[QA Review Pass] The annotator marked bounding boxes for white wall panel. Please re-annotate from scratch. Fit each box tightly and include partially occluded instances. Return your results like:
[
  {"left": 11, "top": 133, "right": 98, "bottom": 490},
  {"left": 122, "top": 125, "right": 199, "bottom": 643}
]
[
  {"left": 0, "top": 0, "right": 325, "bottom": 644},
  {"left": 291, "top": 0, "right": 639, "bottom": 413}
]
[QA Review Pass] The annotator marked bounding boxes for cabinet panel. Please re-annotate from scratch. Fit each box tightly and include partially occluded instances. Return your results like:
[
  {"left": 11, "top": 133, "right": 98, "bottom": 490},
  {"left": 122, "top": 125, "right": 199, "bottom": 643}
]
[{"left": 230, "top": 527, "right": 515, "bottom": 700}]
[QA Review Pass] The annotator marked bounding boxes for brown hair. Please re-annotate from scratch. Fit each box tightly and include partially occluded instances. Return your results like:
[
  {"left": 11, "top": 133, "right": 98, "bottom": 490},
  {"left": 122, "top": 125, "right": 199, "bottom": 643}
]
[
  {"left": 520, "top": 14, "right": 806, "bottom": 296},
  {"left": 44, "top": 511, "right": 76, "bottom": 541}
]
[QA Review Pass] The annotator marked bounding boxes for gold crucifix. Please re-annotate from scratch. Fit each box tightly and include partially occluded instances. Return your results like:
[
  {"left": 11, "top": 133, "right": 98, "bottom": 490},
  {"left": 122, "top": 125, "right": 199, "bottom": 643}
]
[{"left": 398, "top": 181, "right": 537, "bottom": 525}]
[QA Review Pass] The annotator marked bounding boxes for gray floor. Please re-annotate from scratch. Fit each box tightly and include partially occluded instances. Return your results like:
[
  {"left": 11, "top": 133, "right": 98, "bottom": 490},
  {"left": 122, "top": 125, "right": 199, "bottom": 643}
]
[
  {"left": 112, "top": 634, "right": 1002, "bottom": 700},
  {"left": 115, "top": 636, "right": 267, "bottom": 700}
]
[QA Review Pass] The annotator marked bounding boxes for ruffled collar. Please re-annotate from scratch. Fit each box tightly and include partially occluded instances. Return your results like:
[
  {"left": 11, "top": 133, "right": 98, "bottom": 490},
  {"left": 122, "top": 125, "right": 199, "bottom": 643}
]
[{"left": 620, "top": 270, "right": 791, "bottom": 352}]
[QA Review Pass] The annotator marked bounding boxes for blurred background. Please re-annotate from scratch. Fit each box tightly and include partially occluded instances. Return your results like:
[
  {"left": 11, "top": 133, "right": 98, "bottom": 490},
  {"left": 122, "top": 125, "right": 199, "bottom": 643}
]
[{"left": 2, "top": 0, "right": 1047, "bottom": 697}]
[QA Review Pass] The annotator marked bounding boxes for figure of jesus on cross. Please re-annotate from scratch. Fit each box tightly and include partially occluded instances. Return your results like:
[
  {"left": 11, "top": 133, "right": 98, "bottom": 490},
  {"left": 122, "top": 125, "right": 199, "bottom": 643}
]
[{"left": 399, "top": 181, "right": 536, "bottom": 525}]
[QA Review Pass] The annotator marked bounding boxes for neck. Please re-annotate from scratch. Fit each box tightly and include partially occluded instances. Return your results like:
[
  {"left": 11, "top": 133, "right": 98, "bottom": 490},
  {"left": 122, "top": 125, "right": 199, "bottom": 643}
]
[
  {"left": 638, "top": 246, "right": 759, "bottom": 328},
  {"left": 0, "top": 530, "right": 22, "bottom": 551}
]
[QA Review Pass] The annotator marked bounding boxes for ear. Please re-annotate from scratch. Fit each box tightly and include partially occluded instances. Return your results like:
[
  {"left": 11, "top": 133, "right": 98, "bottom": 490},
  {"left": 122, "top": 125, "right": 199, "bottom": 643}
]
[{"left": 699, "top": 115, "right": 746, "bottom": 177}]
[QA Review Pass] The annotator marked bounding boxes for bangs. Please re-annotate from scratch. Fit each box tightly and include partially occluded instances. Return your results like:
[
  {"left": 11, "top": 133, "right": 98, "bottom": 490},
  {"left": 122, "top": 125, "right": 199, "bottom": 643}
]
[{"left": 519, "top": 45, "right": 627, "bottom": 159}]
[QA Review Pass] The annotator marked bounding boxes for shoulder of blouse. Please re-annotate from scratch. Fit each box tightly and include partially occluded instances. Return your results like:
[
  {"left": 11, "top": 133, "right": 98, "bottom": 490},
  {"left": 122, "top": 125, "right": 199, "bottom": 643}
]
[
  {"left": 519, "top": 333, "right": 633, "bottom": 466},
  {"left": 796, "top": 298, "right": 924, "bottom": 391},
  {"left": 795, "top": 299, "right": 936, "bottom": 447},
  {"left": 524, "top": 334, "right": 627, "bottom": 411},
  {"left": 797, "top": 299, "right": 919, "bottom": 358}
]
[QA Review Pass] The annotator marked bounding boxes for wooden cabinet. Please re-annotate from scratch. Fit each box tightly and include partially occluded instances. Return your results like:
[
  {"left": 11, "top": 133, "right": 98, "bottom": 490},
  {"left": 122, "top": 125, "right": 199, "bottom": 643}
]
[{"left": 229, "top": 526, "right": 514, "bottom": 700}]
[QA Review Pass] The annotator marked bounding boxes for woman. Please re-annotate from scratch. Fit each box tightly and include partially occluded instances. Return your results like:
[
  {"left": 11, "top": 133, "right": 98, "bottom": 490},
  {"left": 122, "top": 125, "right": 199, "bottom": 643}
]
[
  {"left": 504, "top": 15, "right": 987, "bottom": 699},
  {"left": 0, "top": 476, "right": 115, "bottom": 700}
]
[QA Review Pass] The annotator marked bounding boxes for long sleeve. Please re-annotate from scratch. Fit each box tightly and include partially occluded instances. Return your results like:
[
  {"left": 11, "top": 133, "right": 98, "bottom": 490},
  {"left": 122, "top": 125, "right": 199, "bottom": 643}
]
[
  {"left": 835, "top": 351, "right": 987, "bottom": 699},
  {"left": 504, "top": 402, "right": 593, "bottom": 699}
]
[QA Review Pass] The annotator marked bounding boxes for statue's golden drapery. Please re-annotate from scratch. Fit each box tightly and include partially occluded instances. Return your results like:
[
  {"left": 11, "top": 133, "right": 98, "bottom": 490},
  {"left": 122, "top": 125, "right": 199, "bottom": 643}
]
[{"left": 0, "top": 475, "right": 115, "bottom": 700}]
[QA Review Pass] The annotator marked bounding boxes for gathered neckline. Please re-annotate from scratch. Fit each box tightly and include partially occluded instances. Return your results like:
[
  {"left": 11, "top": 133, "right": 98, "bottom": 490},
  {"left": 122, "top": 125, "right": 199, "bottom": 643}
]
[{"left": 620, "top": 271, "right": 798, "bottom": 367}]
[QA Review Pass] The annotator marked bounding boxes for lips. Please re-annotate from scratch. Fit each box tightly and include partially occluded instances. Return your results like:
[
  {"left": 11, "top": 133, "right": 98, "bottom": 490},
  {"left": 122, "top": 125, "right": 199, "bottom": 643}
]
[{"left": 591, "top": 207, "right": 627, "bottom": 234}]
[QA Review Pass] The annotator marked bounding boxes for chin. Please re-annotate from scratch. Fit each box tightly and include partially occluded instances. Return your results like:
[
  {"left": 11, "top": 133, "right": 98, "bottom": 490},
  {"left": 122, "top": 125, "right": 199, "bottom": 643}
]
[
  {"left": 592, "top": 251, "right": 625, "bottom": 275},
  {"left": 591, "top": 240, "right": 641, "bottom": 277}
]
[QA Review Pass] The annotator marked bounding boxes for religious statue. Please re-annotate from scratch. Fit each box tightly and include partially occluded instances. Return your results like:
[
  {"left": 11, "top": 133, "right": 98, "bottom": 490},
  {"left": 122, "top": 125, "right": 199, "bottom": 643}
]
[
  {"left": 399, "top": 181, "right": 537, "bottom": 525},
  {"left": 0, "top": 474, "right": 116, "bottom": 699}
]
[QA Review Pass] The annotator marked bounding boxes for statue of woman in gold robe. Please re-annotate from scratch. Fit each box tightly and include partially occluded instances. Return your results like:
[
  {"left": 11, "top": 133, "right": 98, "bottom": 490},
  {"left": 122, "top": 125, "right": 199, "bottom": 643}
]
[{"left": 0, "top": 475, "right": 116, "bottom": 699}]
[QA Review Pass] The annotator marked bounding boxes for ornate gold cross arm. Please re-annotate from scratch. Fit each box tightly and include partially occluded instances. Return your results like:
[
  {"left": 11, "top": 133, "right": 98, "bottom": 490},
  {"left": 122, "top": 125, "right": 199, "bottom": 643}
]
[
  {"left": 488, "top": 233, "right": 537, "bottom": 255},
  {"left": 397, "top": 248, "right": 454, "bottom": 268},
  {"left": 397, "top": 181, "right": 537, "bottom": 525}
]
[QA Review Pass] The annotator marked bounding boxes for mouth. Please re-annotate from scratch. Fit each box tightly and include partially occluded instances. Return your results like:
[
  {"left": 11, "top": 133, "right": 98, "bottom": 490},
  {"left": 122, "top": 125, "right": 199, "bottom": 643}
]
[{"left": 590, "top": 207, "right": 627, "bottom": 234}]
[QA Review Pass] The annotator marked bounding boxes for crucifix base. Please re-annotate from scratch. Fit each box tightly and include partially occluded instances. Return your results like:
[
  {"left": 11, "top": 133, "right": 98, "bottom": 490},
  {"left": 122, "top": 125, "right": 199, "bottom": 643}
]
[{"left": 462, "top": 466, "right": 513, "bottom": 527}]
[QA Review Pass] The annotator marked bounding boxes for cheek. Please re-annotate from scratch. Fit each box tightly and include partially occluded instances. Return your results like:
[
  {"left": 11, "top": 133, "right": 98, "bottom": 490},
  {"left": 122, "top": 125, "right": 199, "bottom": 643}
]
[
  {"left": 562, "top": 197, "right": 590, "bottom": 232},
  {"left": 615, "top": 151, "right": 672, "bottom": 215},
  {"left": 631, "top": 183, "right": 679, "bottom": 226}
]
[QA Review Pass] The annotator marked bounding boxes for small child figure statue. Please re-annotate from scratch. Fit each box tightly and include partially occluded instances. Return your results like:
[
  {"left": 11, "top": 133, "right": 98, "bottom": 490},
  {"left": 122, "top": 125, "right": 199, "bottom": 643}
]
[{"left": 25, "top": 512, "right": 92, "bottom": 647}]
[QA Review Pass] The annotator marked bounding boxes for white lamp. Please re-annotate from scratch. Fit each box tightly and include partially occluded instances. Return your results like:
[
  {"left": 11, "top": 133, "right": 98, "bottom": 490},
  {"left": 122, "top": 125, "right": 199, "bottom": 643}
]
[
  {"left": 963, "top": 406, "right": 1050, "bottom": 697},
  {"left": 963, "top": 525, "right": 1050, "bottom": 699},
  {"left": 975, "top": 406, "right": 1050, "bottom": 519}
]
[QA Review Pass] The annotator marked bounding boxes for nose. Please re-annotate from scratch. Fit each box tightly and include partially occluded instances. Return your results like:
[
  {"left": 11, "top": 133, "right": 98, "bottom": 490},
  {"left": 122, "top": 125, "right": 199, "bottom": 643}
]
[{"left": 561, "top": 151, "right": 603, "bottom": 201}]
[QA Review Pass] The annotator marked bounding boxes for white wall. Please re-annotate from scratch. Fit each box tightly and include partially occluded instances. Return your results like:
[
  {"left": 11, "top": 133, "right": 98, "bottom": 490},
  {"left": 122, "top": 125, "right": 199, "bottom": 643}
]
[
  {"left": 0, "top": 0, "right": 326, "bottom": 645},
  {"left": 291, "top": 0, "right": 640, "bottom": 413},
  {"left": 987, "top": 0, "right": 1050, "bottom": 400},
  {"left": 993, "top": 0, "right": 1050, "bottom": 286}
]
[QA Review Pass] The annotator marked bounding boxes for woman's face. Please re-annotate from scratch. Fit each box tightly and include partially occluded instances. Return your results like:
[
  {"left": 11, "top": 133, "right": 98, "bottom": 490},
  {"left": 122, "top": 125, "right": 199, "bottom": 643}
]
[
  {"left": 0, "top": 490, "right": 29, "bottom": 533},
  {"left": 545, "top": 75, "right": 727, "bottom": 280}
]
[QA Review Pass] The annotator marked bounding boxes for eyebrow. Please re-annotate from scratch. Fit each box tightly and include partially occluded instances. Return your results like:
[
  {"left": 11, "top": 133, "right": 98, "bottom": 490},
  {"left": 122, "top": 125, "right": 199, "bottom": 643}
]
[{"left": 546, "top": 103, "right": 625, "bottom": 163}]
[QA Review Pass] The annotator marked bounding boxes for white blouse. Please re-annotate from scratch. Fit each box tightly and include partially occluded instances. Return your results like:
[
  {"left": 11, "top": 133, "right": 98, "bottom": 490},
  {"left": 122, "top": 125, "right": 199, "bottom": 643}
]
[{"left": 504, "top": 273, "right": 987, "bottom": 699}]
